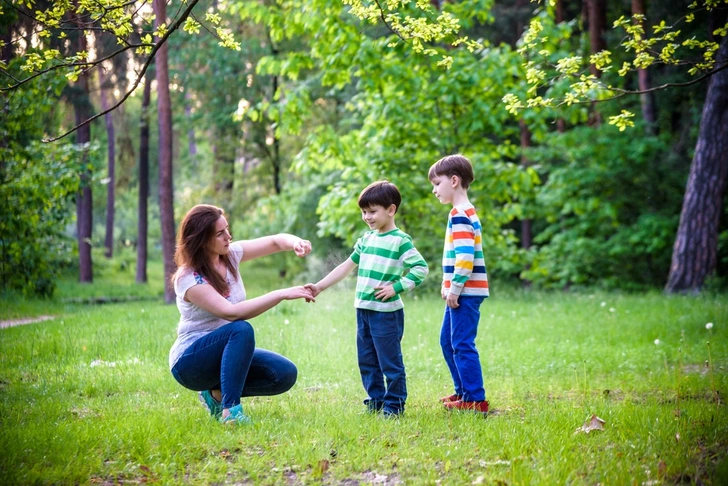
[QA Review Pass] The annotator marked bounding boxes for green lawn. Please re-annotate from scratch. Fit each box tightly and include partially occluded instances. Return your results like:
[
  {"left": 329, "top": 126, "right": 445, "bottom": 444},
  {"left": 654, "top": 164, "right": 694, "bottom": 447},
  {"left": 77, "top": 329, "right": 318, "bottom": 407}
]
[{"left": 1, "top": 263, "right": 726, "bottom": 484}]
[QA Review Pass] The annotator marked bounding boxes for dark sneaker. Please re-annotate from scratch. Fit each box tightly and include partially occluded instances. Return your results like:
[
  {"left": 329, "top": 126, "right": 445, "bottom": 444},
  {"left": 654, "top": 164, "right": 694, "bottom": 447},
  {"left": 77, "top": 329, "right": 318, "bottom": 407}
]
[
  {"left": 381, "top": 408, "right": 402, "bottom": 419},
  {"left": 439, "top": 393, "right": 462, "bottom": 403},
  {"left": 198, "top": 390, "right": 222, "bottom": 419},
  {"left": 444, "top": 400, "right": 489, "bottom": 415},
  {"left": 220, "top": 404, "right": 251, "bottom": 425},
  {"left": 365, "top": 399, "right": 384, "bottom": 414}
]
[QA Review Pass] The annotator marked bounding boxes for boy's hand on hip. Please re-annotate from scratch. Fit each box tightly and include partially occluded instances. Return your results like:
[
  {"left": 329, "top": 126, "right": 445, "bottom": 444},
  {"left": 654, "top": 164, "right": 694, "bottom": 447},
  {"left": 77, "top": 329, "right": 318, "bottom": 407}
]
[
  {"left": 374, "top": 285, "right": 396, "bottom": 301},
  {"left": 446, "top": 292, "right": 460, "bottom": 309}
]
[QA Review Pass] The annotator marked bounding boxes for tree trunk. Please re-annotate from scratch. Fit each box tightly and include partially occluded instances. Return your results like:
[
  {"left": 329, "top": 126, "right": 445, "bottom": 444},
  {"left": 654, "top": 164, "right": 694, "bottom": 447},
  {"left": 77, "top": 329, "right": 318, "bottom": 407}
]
[
  {"left": 632, "top": 0, "right": 657, "bottom": 133},
  {"left": 586, "top": 0, "right": 606, "bottom": 125},
  {"left": 271, "top": 73, "right": 281, "bottom": 194},
  {"left": 519, "top": 119, "right": 533, "bottom": 249},
  {"left": 154, "top": 0, "right": 177, "bottom": 303},
  {"left": 1, "top": 24, "right": 12, "bottom": 64},
  {"left": 100, "top": 74, "right": 116, "bottom": 258},
  {"left": 556, "top": 0, "right": 566, "bottom": 133},
  {"left": 516, "top": 0, "right": 533, "bottom": 258},
  {"left": 665, "top": 37, "right": 728, "bottom": 293},
  {"left": 587, "top": 0, "right": 607, "bottom": 77},
  {"left": 73, "top": 27, "right": 93, "bottom": 283},
  {"left": 212, "top": 126, "right": 236, "bottom": 205},
  {"left": 185, "top": 93, "right": 198, "bottom": 162},
  {"left": 136, "top": 70, "right": 152, "bottom": 284}
]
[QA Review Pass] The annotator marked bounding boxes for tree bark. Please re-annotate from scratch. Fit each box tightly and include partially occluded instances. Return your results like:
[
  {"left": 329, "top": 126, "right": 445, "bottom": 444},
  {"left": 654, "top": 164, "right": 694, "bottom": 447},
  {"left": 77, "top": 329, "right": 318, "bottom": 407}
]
[
  {"left": 632, "top": 0, "right": 657, "bottom": 133},
  {"left": 136, "top": 70, "right": 152, "bottom": 284},
  {"left": 154, "top": 0, "right": 177, "bottom": 303},
  {"left": 185, "top": 93, "right": 198, "bottom": 162},
  {"left": 519, "top": 119, "right": 533, "bottom": 249},
  {"left": 72, "top": 26, "right": 93, "bottom": 283},
  {"left": 665, "top": 37, "right": 728, "bottom": 293},
  {"left": 212, "top": 126, "right": 236, "bottom": 204},
  {"left": 100, "top": 73, "right": 116, "bottom": 258},
  {"left": 587, "top": 0, "right": 607, "bottom": 78},
  {"left": 586, "top": 0, "right": 606, "bottom": 125}
]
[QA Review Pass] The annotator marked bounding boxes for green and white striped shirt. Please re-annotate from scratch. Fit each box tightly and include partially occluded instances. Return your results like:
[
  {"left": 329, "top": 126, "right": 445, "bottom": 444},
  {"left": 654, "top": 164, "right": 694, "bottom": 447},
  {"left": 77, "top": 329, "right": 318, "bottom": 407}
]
[{"left": 350, "top": 228, "right": 429, "bottom": 312}]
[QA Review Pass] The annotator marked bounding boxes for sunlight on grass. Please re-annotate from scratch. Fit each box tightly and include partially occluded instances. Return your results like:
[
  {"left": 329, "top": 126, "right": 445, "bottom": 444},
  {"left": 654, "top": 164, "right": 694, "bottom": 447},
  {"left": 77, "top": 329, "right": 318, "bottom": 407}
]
[{"left": 1, "top": 267, "right": 727, "bottom": 484}]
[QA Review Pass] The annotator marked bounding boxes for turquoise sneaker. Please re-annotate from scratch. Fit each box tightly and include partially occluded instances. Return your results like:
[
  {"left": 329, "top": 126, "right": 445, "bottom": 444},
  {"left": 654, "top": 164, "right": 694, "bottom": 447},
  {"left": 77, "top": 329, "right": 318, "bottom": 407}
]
[
  {"left": 220, "top": 404, "right": 251, "bottom": 425},
  {"left": 198, "top": 390, "right": 222, "bottom": 419}
]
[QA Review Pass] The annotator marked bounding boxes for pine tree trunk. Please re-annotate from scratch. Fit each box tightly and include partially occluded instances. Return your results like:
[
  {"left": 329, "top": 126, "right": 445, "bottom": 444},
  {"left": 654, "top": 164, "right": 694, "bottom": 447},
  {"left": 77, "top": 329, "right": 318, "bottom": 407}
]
[
  {"left": 100, "top": 75, "right": 116, "bottom": 258},
  {"left": 136, "top": 71, "right": 152, "bottom": 284},
  {"left": 665, "top": 37, "right": 728, "bottom": 293},
  {"left": 154, "top": 0, "right": 177, "bottom": 303},
  {"left": 632, "top": 0, "right": 657, "bottom": 133},
  {"left": 73, "top": 26, "right": 93, "bottom": 283}
]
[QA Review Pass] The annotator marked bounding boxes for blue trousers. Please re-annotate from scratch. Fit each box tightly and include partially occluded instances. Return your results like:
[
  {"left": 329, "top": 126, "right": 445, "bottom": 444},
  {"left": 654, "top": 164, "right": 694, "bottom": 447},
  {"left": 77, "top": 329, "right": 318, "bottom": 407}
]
[
  {"left": 356, "top": 308, "right": 406, "bottom": 414},
  {"left": 171, "top": 321, "right": 297, "bottom": 409},
  {"left": 440, "top": 296, "right": 486, "bottom": 402}
]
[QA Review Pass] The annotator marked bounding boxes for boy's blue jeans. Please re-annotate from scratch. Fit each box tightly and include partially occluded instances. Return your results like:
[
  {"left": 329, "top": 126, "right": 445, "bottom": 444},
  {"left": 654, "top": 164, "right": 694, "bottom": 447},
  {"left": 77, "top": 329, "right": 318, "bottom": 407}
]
[
  {"left": 356, "top": 308, "right": 406, "bottom": 414},
  {"left": 440, "top": 296, "right": 486, "bottom": 402},
  {"left": 171, "top": 321, "right": 297, "bottom": 409}
]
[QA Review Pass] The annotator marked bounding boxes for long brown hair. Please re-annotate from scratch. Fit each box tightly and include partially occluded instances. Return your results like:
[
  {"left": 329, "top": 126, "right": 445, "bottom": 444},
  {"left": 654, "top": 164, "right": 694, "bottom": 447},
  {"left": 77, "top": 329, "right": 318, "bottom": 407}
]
[{"left": 172, "top": 204, "right": 238, "bottom": 296}]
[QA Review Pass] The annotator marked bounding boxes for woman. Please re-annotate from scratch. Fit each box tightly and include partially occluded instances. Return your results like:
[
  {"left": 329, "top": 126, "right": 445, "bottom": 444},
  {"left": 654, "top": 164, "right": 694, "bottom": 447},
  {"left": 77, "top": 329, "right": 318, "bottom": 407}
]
[{"left": 169, "top": 204, "right": 314, "bottom": 424}]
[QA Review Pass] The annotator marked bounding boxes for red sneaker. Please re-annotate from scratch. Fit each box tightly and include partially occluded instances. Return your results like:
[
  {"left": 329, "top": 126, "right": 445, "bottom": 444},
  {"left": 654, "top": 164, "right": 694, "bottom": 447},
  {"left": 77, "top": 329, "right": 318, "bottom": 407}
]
[
  {"left": 444, "top": 400, "right": 489, "bottom": 414},
  {"left": 439, "top": 394, "right": 462, "bottom": 403}
]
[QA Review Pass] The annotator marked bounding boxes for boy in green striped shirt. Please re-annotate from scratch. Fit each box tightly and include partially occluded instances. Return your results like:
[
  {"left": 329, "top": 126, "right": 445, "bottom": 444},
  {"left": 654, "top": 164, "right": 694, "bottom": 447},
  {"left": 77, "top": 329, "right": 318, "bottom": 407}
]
[{"left": 306, "top": 181, "right": 428, "bottom": 416}]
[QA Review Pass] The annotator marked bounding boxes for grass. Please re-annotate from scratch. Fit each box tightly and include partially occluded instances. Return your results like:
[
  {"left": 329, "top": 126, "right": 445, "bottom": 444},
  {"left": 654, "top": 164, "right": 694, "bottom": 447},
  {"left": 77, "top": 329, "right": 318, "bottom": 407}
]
[{"left": 1, "top": 259, "right": 727, "bottom": 485}]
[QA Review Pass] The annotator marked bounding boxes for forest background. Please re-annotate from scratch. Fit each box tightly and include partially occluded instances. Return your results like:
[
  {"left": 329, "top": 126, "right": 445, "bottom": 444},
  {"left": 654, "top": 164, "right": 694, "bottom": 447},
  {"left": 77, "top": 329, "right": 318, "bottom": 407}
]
[{"left": 1, "top": 0, "right": 728, "bottom": 300}]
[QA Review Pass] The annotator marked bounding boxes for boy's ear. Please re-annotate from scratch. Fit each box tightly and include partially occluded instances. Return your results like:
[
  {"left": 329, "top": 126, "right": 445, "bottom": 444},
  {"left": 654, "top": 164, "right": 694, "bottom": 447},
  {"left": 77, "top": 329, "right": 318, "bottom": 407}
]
[
  {"left": 451, "top": 175, "right": 461, "bottom": 187},
  {"left": 387, "top": 204, "right": 397, "bottom": 215}
]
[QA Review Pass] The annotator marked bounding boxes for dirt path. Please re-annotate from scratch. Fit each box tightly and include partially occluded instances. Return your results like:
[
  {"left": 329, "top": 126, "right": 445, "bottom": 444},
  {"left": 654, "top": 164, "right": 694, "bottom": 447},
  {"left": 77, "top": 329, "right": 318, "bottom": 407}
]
[{"left": 0, "top": 315, "right": 56, "bottom": 329}]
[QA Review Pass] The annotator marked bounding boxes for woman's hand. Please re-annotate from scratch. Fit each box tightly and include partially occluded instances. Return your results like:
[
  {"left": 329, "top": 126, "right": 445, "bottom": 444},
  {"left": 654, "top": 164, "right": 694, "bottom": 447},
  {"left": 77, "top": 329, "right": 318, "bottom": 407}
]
[
  {"left": 291, "top": 237, "right": 312, "bottom": 257},
  {"left": 303, "top": 283, "right": 321, "bottom": 298},
  {"left": 280, "top": 286, "right": 315, "bottom": 302}
]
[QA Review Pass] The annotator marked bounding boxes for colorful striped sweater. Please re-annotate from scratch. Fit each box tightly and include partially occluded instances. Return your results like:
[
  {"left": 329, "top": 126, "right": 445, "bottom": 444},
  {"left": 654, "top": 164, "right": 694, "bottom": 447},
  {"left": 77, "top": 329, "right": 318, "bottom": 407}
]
[
  {"left": 350, "top": 228, "right": 429, "bottom": 312},
  {"left": 442, "top": 204, "right": 489, "bottom": 297}
]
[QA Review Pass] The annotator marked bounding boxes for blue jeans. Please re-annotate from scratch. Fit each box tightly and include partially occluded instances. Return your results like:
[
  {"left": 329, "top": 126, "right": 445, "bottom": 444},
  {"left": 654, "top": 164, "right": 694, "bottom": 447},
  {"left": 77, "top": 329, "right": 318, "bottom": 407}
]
[
  {"left": 170, "top": 321, "right": 297, "bottom": 409},
  {"left": 440, "top": 296, "right": 486, "bottom": 402},
  {"left": 356, "top": 308, "right": 406, "bottom": 414}
]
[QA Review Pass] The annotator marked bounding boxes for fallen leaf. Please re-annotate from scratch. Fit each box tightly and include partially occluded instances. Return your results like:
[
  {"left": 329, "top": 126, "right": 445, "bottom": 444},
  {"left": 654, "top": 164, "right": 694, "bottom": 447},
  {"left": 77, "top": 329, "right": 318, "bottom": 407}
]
[
  {"left": 575, "top": 414, "right": 606, "bottom": 434},
  {"left": 313, "top": 459, "right": 330, "bottom": 479},
  {"left": 658, "top": 460, "right": 667, "bottom": 478}
]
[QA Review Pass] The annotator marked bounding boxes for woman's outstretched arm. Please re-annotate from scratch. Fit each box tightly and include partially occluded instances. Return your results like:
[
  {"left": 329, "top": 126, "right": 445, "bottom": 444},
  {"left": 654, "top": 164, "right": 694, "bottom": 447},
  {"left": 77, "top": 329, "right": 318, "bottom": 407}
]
[
  {"left": 185, "top": 284, "right": 314, "bottom": 321},
  {"left": 239, "top": 234, "right": 312, "bottom": 262}
]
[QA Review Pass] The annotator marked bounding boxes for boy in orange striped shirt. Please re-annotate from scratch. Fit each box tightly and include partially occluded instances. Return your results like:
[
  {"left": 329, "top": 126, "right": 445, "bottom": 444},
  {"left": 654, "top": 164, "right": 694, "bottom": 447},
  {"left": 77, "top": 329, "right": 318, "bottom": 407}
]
[{"left": 428, "top": 154, "right": 490, "bottom": 414}]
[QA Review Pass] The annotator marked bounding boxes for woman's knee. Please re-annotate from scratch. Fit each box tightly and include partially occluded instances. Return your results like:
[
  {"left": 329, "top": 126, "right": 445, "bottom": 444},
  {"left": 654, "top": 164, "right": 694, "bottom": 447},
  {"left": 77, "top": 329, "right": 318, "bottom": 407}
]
[
  {"left": 279, "top": 360, "right": 298, "bottom": 392},
  {"left": 229, "top": 320, "right": 255, "bottom": 344}
]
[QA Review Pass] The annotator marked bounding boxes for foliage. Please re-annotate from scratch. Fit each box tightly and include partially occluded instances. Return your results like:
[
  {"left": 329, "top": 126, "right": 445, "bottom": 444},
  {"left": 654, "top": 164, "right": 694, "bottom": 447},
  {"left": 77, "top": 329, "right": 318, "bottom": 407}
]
[
  {"left": 0, "top": 270, "right": 727, "bottom": 483},
  {"left": 0, "top": 60, "right": 85, "bottom": 297},
  {"left": 0, "top": 0, "right": 240, "bottom": 140},
  {"left": 232, "top": 0, "right": 540, "bottom": 279},
  {"left": 522, "top": 124, "right": 688, "bottom": 289},
  {"left": 0, "top": 142, "right": 87, "bottom": 296},
  {"left": 504, "top": 0, "right": 728, "bottom": 129}
]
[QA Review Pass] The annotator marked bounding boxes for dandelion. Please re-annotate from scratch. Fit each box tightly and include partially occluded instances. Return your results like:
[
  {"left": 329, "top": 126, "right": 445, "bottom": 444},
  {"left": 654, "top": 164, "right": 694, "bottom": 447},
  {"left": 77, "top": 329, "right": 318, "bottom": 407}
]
[
  {"left": 705, "top": 323, "right": 717, "bottom": 401},
  {"left": 654, "top": 339, "right": 661, "bottom": 345},
  {"left": 609, "top": 307, "right": 616, "bottom": 313},
  {"left": 601, "top": 302, "right": 606, "bottom": 307},
  {"left": 284, "top": 319, "right": 290, "bottom": 325}
]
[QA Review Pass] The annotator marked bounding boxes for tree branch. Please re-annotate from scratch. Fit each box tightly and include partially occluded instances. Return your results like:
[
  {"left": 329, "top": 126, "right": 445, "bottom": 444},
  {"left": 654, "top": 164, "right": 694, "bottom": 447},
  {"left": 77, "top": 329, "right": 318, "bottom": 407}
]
[
  {"left": 43, "top": 0, "right": 202, "bottom": 142},
  {"left": 559, "top": 59, "right": 728, "bottom": 108}
]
